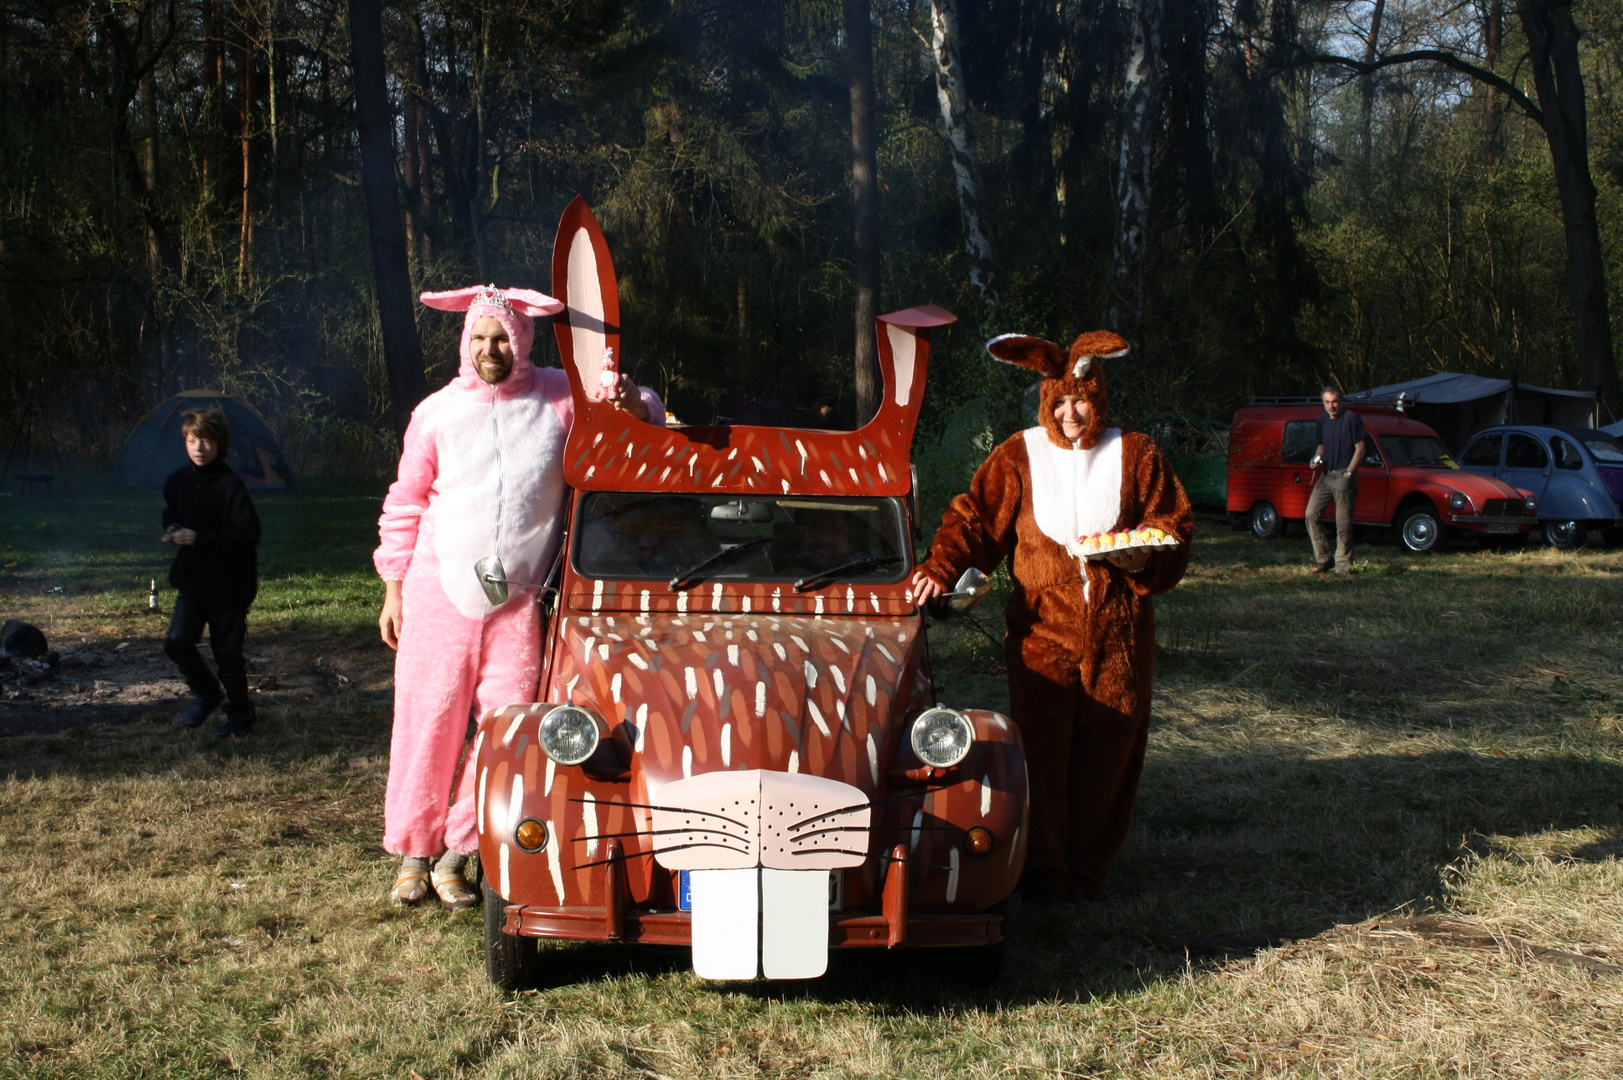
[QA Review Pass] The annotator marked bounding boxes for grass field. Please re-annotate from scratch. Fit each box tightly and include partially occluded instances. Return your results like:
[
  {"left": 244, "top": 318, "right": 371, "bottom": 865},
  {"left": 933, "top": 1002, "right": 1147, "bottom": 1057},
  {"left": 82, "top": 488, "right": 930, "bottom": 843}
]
[{"left": 3, "top": 476, "right": 1622, "bottom": 1079}]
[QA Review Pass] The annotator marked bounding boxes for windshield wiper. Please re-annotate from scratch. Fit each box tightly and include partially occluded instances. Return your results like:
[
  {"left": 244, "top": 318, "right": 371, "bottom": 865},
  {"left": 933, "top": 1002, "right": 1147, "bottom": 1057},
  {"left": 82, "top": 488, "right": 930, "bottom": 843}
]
[
  {"left": 669, "top": 538, "right": 772, "bottom": 590},
  {"left": 793, "top": 554, "right": 903, "bottom": 592}
]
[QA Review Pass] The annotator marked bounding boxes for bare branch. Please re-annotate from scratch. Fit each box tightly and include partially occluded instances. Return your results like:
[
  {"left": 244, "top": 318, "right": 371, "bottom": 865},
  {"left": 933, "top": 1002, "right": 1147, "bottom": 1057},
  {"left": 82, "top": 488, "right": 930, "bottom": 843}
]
[{"left": 1281, "top": 49, "right": 1544, "bottom": 128}]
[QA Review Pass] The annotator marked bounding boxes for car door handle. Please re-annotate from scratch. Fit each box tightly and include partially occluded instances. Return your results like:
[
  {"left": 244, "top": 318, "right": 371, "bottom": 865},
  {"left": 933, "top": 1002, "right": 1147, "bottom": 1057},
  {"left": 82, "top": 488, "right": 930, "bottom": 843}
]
[{"left": 1293, "top": 473, "right": 1303, "bottom": 483}]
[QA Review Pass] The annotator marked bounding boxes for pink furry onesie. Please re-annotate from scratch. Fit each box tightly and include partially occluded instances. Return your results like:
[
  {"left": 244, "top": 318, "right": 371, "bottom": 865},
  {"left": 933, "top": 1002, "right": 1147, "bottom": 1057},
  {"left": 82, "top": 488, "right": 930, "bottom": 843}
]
[{"left": 375, "top": 286, "right": 664, "bottom": 858}]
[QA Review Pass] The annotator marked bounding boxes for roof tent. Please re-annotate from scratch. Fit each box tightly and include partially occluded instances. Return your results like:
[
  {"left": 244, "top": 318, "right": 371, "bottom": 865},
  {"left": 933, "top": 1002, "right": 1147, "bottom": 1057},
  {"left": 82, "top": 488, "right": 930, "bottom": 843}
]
[
  {"left": 113, "top": 391, "right": 295, "bottom": 490},
  {"left": 1345, "top": 373, "right": 1597, "bottom": 453}
]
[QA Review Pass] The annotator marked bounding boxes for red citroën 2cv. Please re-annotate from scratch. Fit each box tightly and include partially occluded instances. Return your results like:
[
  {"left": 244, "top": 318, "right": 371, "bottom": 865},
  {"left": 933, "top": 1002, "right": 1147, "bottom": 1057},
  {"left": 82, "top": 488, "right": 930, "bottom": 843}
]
[{"left": 473, "top": 198, "right": 1028, "bottom": 986}]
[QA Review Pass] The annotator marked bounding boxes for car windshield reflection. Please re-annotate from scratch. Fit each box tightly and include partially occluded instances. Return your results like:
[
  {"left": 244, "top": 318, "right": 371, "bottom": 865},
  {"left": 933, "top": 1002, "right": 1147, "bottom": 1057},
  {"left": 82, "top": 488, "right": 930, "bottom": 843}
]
[
  {"left": 1380, "top": 435, "right": 1455, "bottom": 467},
  {"left": 573, "top": 492, "right": 910, "bottom": 585},
  {"left": 1581, "top": 437, "right": 1623, "bottom": 464}
]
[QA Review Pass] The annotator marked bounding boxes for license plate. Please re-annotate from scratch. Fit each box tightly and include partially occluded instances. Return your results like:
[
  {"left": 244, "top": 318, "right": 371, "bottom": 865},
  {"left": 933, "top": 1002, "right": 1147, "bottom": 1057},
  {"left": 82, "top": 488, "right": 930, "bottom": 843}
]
[
  {"left": 1485, "top": 524, "right": 1519, "bottom": 534},
  {"left": 678, "top": 869, "right": 843, "bottom": 911}
]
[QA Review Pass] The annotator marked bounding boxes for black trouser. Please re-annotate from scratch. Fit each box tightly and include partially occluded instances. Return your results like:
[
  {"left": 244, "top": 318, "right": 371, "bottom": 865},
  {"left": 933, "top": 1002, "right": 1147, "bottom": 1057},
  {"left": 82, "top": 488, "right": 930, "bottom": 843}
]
[{"left": 164, "top": 594, "right": 252, "bottom": 719}]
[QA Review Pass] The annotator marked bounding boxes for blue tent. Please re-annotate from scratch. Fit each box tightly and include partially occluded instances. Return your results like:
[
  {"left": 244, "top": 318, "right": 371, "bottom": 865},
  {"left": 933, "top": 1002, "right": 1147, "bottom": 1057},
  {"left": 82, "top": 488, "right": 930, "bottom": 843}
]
[
  {"left": 1346, "top": 373, "right": 1597, "bottom": 452},
  {"left": 113, "top": 391, "right": 294, "bottom": 490}
]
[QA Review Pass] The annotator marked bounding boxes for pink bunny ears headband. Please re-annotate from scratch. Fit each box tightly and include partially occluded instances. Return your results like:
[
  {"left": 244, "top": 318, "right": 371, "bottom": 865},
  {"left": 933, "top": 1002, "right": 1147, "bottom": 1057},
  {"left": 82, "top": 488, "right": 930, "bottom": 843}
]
[
  {"left": 420, "top": 285, "right": 565, "bottom": 317},
  {"left": 987, "top": 330, "right": 1130, "bottom": 379}
]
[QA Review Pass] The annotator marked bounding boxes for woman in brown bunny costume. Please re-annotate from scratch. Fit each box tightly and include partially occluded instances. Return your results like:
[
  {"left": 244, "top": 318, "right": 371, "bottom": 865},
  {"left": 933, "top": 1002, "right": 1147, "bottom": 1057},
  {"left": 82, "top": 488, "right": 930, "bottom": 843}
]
[{"left": 912, "top": 331, "right": 1193, "bottom": 902}]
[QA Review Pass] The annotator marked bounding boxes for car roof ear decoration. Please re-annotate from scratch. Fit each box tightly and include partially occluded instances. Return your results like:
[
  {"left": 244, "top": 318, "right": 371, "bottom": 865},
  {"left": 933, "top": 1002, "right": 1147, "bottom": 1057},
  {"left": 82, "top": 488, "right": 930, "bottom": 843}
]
[
  {"left": 551, "top": 195, "right": 955, "bottom": 497},
  {"left": 551, "top": 196, "right": 622, "bottom": 409}
]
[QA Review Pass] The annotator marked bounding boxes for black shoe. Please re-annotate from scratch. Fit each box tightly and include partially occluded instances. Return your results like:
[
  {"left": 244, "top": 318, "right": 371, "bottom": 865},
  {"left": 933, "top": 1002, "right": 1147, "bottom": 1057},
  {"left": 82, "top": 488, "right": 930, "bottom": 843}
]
[
  {"left": 182, "top": 690, "right": 225, "bottom": 728},
  {"left": 215, "top": 714, "right": 254, "bottom": 738}
]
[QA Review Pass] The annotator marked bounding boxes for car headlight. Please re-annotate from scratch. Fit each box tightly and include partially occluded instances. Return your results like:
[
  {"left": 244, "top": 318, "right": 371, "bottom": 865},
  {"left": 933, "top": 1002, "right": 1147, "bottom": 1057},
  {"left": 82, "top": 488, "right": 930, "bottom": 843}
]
[
  {"left": 1524, "top": 494, "right": 1538, "bottom": 512},
  {"left": 1447, "top": 492, "right": 1468, "bottom": 511},
  {"left": 538, "top": 704, "right": 602, "bottom": 766},
  {"left": 910, "top": 707, "right": 973, "bottom": 769}
]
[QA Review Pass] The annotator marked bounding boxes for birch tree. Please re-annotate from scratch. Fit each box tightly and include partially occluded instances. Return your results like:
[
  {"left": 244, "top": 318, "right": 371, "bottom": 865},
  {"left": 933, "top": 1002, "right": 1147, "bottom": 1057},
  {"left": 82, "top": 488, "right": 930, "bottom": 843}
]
[
  {"left": 928, "top": 0, "right": 998, "bottom": 322},
  {"left": 1111, "top": 0, "right": 1164, "bottom": 333}
]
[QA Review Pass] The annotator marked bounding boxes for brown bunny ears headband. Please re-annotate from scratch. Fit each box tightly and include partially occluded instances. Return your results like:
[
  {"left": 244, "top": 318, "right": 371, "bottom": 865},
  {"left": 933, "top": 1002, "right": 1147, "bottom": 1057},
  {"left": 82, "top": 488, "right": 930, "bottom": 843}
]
[{"left": 985, "top": 330, "right": 1130, "bottom": 379}]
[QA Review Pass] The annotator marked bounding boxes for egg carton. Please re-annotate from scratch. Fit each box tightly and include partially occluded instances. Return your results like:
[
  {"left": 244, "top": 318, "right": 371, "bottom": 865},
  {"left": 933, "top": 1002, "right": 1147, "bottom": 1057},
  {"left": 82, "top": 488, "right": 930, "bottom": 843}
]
[{"left": 1064, "top": 530, "right": 1180, "bottom": 562}]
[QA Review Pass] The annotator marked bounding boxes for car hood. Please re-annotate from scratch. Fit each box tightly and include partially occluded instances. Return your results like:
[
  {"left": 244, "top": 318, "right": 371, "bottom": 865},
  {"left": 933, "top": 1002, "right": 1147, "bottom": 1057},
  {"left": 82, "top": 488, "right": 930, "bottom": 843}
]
[
  {"left": 1395, "top": 466, "right": 1526, "bottom": 500},
  {"left": 546, "top": 612, "right": 933, "bottom": 801}
]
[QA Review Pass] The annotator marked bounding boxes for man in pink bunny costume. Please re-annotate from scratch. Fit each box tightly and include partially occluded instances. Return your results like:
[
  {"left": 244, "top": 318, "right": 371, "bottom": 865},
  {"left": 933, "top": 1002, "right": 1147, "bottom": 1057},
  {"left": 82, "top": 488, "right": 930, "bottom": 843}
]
[{"left": 374, "top": 284, "right": 663, "bottom": 908}]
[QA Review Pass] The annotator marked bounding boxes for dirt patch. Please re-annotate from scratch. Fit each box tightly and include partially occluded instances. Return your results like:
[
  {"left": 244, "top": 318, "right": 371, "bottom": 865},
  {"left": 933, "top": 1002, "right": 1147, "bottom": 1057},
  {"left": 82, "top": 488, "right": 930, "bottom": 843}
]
[{"left": 0, "top": 625, "right": 394, "bottom": 737}]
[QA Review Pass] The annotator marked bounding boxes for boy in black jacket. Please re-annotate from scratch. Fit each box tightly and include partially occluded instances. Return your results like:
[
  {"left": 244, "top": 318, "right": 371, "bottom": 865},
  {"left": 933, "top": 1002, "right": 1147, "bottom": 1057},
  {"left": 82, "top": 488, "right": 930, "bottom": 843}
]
[{"left": 160, "top": 408, "right": 262, "bottom": 737}]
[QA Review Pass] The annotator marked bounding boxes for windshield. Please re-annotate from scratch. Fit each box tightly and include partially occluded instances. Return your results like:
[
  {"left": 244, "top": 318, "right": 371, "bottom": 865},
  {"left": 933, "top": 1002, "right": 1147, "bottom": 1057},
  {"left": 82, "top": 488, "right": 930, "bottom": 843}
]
[
  {"left": 1380, "top": 434, "right": 1455, "bottom": 467},
  {"left": 573, "top": 493, "right": 910, "bottom": 585},
  {"left": 1581, "top": 437, "right": 1623, "bottom": 464}
]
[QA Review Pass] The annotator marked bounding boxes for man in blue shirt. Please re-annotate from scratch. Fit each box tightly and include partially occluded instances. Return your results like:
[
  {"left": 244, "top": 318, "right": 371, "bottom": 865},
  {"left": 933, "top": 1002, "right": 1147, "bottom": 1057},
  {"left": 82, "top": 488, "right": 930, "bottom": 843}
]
[{"left": 1306, "top": 386, "right": 1366, "bottom": 576}]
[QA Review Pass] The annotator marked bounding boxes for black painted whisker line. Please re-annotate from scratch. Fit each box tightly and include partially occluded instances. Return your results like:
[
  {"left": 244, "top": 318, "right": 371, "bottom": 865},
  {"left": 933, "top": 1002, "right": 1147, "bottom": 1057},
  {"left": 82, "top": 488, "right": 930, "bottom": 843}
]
[
  {"left": 786, "top": 786, "right": 956, "bottom": 832},
  {"left": 781, "top": 848, "right": 957, "bottom": 872},
  {"left": 874, "top": 852, "right": 954, "bottom": 871},
  {"left": 571, "top": 826, "right": 743, "bottom": 843},
  {"left": 570, "top": 841, "right": 749, "bottom": 872},
  {"left": 568, "top": 797, "right": 749, "bottom": 829},
  {"left": 791, "top": 824, "right": 954, "bottom": 843},
  {"left": 570, "top": 849, "right": 659, "bottom": 870}
]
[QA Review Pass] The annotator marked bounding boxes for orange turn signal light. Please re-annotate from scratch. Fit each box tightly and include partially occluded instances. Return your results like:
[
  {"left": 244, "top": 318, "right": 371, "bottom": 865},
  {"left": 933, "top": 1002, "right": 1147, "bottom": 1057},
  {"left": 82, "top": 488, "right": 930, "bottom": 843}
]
[
  {"left": 963, "top": 826, "right": 994, "bottom": 858},
  {"left": 515, "top": 818, "right": 549, "bottom": 853}
]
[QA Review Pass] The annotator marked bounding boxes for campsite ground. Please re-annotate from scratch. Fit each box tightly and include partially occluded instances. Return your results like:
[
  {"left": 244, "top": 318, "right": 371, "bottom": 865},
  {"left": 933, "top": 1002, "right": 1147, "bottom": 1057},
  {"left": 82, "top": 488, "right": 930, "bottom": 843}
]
[{"left": 2, "top": 475, "right": 1622, "bottom": 1079}]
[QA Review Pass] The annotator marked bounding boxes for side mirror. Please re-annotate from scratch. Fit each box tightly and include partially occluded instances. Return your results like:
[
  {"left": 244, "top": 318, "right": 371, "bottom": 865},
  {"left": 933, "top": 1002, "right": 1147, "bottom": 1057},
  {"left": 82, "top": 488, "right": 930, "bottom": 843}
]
[
  {"left": 475, "top": 555, "right": 509, "bottom": 605},
  {"left": 943, "top": 567, "right": 989, "bottom": 615}
]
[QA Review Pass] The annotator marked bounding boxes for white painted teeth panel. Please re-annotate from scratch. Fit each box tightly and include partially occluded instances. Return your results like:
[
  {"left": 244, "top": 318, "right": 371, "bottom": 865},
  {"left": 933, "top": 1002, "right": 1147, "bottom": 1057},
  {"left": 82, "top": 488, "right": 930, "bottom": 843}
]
[
  {"left": 689, "top": 868, "right": 759, "bottom": 980},
  {"left": 760, "top": 869, "right": 830, "bottom": 979}
]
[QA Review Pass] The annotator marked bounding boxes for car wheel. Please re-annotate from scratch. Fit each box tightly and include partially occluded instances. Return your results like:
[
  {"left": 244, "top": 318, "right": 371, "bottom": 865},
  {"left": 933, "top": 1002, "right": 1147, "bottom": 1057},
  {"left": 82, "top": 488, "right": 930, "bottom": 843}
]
[
  {"left": 482, "top": 870, "right": 540, "bottom": 990},
  {"left": 1396, "top": 505, "right": 1445, "bottom": 553},
  {"left": 1542, "top": 520, "right": 1587, "bottom": 549},
  {"left": 1249, "top": 501, "right": 1282, "bottom": 540}
]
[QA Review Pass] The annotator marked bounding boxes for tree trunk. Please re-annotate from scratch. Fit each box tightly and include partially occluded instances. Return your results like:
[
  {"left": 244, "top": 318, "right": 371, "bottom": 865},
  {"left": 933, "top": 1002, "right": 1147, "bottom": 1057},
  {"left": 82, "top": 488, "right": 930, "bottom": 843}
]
[
  {"left": 1520, "top": 1, "right": 1619, "bottom": 407},
  {"left": 349, "top": 0, "right": 427, "bottom": 438},
  {"left": 237, "top": 31, "right": 254, "bottom": 292},
  {"left": 929, "top": 0, "right": 998, "bottom": 323},
  {"left": 1359, "top": 0, "right": 1385, "bottom": 178},
  {"left": 202, "top": 0, "right": 220, "bottom": 204},
  {"left": 1484, "top": 0, "right": 1503, "bottom": 164},
  {"left": 846, "top": 0, "right": 880, "bottom": 424},
  {"left": 1111, "top": 0, "right": 1162, "bottom": 334}
]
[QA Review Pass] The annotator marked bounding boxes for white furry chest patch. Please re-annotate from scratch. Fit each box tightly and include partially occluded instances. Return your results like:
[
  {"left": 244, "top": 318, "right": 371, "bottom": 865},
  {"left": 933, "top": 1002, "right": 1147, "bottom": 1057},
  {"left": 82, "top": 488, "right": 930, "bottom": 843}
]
[
  {"left": 1023, "top": 427, "right": 1124, "bottom": 546},
  {"left": 429, "top": 391, "right": 568, "bottom": 618}
]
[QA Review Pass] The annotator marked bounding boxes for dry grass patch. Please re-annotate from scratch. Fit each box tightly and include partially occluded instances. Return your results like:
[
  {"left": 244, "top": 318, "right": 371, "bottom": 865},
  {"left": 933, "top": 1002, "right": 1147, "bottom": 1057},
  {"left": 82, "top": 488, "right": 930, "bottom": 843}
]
[{"left": 3, "top": 502, "right": 1623, "bottom": 1077}]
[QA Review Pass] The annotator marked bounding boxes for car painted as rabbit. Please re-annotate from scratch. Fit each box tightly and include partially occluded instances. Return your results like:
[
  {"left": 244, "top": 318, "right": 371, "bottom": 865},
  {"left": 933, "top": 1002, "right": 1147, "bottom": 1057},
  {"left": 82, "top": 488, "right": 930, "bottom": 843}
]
[{"left": 472, "top": 198, "right": 1028, "bottom": 987}]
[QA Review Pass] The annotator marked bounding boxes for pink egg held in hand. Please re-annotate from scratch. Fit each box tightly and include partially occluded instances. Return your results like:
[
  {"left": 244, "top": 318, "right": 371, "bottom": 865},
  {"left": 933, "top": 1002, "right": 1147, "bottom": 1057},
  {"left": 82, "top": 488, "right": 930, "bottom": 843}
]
[{"left": 597, "top": 347, "right": 618, "bottom": 401}]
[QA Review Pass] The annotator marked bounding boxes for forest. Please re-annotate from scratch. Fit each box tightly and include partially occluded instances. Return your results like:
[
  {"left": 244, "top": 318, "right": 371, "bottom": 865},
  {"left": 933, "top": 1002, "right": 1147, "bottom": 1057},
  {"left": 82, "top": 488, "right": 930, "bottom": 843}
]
[{"left": 4, "top": 0, "right": 1623, "bottom": 475}]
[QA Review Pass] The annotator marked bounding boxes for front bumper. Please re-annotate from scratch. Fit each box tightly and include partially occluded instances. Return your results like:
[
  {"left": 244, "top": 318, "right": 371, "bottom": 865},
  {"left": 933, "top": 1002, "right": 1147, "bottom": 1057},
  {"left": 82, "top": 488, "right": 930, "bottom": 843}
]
[
  {"left": 500, "top": 838, "right": 1004, "bottom": 957},
  {"left": 1448, "top": 514, "right": 1536, "bottom": 529},
  {"left": 505, "top": 905, "right": 1003, "bottom": 948}
]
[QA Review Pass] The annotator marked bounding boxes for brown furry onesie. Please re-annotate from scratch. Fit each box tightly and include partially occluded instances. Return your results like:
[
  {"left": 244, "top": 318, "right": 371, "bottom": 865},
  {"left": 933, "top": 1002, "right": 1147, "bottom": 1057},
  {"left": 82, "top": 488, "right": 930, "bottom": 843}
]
[{"left": 917, "top": 331, "right": 1193, "bottom": 901}]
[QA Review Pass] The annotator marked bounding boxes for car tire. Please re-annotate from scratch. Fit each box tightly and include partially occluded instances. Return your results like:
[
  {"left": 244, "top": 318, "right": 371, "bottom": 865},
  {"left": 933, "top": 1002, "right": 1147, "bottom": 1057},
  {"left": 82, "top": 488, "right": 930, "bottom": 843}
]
[
  {"left": 1249, "top": 501, "right": 1282, "bottom": 540},
  {"left": 1396, "top": 505, "right": 1445, "bottom": 554},
  {"left": 482, "top": 870, "right": 540, "bottom": 990},
  {"left": 1542, "top": 520, "right": 1587, "bottom": 550}
]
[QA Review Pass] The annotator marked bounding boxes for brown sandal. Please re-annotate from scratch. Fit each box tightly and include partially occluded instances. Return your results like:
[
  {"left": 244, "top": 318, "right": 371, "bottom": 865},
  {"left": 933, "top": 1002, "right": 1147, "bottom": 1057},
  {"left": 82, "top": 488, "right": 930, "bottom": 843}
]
[
  {"left": 389, "top": 863, "right": 431, "bottom": 907},
  {"left": 432, "top": 867, "right": 480, "bottom": 911}
]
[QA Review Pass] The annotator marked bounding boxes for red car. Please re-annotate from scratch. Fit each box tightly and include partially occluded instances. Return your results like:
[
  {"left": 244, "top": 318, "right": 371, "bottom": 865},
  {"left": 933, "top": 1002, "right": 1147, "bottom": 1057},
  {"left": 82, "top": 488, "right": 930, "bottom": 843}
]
[
  {"left": 1226, "top": 403, "right": 1538, "bottom": 551},
  {"left": 473, "top": 199, "right": 1027, "bottom": 989}
]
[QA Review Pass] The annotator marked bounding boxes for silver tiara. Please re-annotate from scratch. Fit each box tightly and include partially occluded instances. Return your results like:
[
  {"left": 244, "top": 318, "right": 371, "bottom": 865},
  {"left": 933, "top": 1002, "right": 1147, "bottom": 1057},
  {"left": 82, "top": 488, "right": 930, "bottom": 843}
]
[{"left": 472, "top": 284, "right": 512, "bottom": 312}]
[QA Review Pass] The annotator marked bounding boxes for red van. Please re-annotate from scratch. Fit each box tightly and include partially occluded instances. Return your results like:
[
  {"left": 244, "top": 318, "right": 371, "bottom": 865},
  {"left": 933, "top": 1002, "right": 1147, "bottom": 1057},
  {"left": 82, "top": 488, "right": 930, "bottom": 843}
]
[{"left": 1226, "top": 402, "right": 1539, "bottom": 552}]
